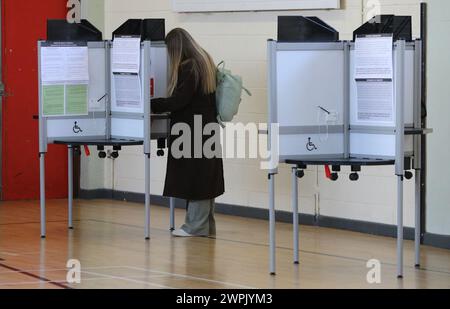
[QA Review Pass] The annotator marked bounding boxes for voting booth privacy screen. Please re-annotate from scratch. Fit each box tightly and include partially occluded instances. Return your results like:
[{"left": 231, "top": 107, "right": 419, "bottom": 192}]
[
  {"left": 38, "top": 38, "right": 169, "bottom": 153},
  {"left": 268, "top": 35, "right": 421, "bottom": 162},
  {"left": 37, "top": 21, "right": 171, "bottom": 240},
  {"left": 266, "top": 15, "right": 428, "bottom": 278}
]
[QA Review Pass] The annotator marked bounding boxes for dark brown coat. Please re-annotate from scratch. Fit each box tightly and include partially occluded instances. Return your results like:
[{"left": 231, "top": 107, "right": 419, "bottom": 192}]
[{"left": 151, "top": 61, "right": 225, "bottom": 200}]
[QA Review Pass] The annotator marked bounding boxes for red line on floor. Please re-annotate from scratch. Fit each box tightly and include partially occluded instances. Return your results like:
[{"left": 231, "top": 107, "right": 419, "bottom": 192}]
[{"left": 0, "top": 262, "right": 72, "bottom": 289}]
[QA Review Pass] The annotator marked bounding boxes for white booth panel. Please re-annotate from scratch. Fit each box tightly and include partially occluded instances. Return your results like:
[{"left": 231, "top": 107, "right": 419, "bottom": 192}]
[
  {"left": 350, "top": 133, "right": 414, "bottom": 158},
  {"left": 280, "top": 133, "right": 344, "bottom": 158},
  {"left": 276, "top": 50, "right": 344, "bottom": 127},
  {"left": 350, "top": 133, "right": 396, "bottom": 157},
  {"left": 150, "top": 46, "right": 168, "bottom": 98},
  {"left": 88, "top": 47, "right": 107, "bottom": 112},
  {"left": 402, "top": 49, "right": 415, "bottom": 126},
  {"left": 47, "top": 118, "right": 106, "bottom": 139},
  {"left": 111, "top": 118, "right": 144, "bottom": 139}
]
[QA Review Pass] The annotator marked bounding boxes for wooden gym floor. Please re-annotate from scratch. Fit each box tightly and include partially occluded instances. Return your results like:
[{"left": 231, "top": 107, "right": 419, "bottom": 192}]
[{"left": 0, "top": 199, "right": 449, "bottom": 289}]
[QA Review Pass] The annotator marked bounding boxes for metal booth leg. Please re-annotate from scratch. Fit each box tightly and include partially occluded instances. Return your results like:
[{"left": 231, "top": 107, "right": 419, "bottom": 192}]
[
  {"left": 292, "top": 167, "right": 299, "bottom": 264},
  {"left": 169, "top": 197, "right": 175, "bottom": 231},
  {"left": 397, "top": 176, "right": 404, "bottom": 278},
  {"left": 145, "top": 154, "right": 151, "bottom": 240},
  {"left": 39, "top": 153, "right": 46, "bottom": 238},
  {"left": 68, "top": 146, "right": 74, "bottom": 229},
  {"left": 269, "top": 173, "right": 276, "bottom": 275},
  {"left": 415, "top": 170, "right": 421, "bottom": 268}
]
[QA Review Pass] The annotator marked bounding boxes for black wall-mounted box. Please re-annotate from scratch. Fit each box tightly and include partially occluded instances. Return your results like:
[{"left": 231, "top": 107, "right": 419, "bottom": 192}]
[
  {"left": 47, "top": 19, "right": 103, "bottom": 41},
  {"left": 353, "top": 15, "right": 412, "bottom": 41},
  {"left": 278, "top": 16, "right": 339, "bottom": 42},
  {"left": 113, "top": 19, "right": 165, "bottom": 41}
]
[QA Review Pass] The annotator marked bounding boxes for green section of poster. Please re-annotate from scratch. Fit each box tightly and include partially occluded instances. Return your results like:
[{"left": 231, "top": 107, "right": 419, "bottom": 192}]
[
  {"left": 66, "top": 84, "right": 88, "bottom": 115},
  {"left": 42, "top": 85, "right": 65, "bottom": 116}
]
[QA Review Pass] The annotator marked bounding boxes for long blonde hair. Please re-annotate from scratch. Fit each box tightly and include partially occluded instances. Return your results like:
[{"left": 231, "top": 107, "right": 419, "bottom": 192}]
[{"left": 166, "top": 28, "right": 216, "bottom": 96}]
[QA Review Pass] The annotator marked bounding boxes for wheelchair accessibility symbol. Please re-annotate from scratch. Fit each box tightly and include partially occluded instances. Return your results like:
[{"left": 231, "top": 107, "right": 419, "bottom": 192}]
[
  {"left": 306, "top": 137, "right": 318, "bottom": 152},
  {"left": 73, "top": 121, "right": 83, "bottom": 134}
]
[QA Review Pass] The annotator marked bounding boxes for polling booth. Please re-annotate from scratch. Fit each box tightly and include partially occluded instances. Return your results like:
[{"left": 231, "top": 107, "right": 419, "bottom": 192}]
[
  {"left": 265, "top": 15, "right": 432, "bottom": 278},
  {"left": 38, "top": 19, "right": 172, "bottom": 240}
]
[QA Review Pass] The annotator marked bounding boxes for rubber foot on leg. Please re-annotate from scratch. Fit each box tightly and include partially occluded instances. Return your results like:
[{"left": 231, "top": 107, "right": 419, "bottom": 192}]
[
  {"left": 270, "top": 272, "right": 276, "bottom": 276},
  {"left": 397, "top": 275, "right": 403, "bottom": 279},
  {"left": 415, "top": 264, "right": 420, "bottom": 269},
  {"left": 294, "top": 261, "right": 299, "bottom": 265}
]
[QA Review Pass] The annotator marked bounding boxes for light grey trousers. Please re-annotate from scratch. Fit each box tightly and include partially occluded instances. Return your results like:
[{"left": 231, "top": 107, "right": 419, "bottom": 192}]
[{"left": 181, "top": 199, "right": 216, "bottom": 236}]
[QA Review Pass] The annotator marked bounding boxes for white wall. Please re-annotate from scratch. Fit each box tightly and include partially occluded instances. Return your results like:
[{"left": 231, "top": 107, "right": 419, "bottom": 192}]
[
  {"left": 81, "top": 0, "right": 105, "bottom": 33},
  {"left": 81, "top": 0, "right": 429, "bottom": 229},
  {"left": 425, "top": 0, "right": 450, "bottom": 236}
]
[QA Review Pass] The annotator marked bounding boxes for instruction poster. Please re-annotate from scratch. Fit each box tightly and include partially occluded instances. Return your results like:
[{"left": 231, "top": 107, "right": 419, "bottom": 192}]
[
  {"left": 66, "top": 84, "right": 88, "bottom": 115},
  {"left": 355, "top": 35, "right": 393, "bottom": 80},
  {"left": 112, "top": 36, "right": 141, "bottom": 74},
  {"left": 111, "top": 35, "right": 143, "bottom": 112},
  {"left": 42, "top": 85, "right": 65, "bottom": 116},
  {"left": 40, "top": 44, "right": 89, "bottom": 116},
  {"left": 356, "top": 80, "right": 394, "bottom": 122},
  {"left": 355, "top": 34, "right": 394, "bottom": 124},
  {"left": 114, "top": 74, "right": 142, "bottom": 108}
]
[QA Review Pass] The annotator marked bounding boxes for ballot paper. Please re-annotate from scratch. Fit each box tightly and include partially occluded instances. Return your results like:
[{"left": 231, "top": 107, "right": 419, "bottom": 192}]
[
  {"left": 114, "top": 74, "right": 142, "bottom": 110},
  {"left": 41, "top": 46, "right": 89, "bottom": 84},
  {"left": 112, "top": 36, "right": 141, "bottom": 74},
  {"left": 355, "top": 35, "right": 393, "bottom": 80},
  {"left": 356, "top": 80, "right": 394, "bottom": 123}
]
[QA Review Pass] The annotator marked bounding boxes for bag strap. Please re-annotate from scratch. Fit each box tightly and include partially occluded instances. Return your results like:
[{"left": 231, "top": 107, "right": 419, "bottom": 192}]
[
  {"left": 217, "top": 61, "right": 225, "bottom": 70},
  {"left": 242, "top": 86, "right": 252, "bottom": 97},
  {"left": 217, "top": 115, "right": 226, "bottom": 128},
  {"left": 217, "top": 60, "right": 251, "bottom": 96}
]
